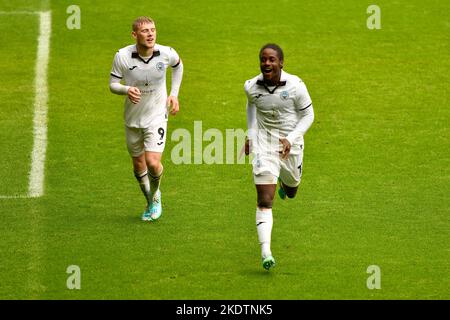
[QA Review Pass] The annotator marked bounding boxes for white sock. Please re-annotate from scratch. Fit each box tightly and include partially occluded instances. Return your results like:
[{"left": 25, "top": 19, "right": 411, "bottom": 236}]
[
  {"left": 256, "top": 208, "right": 273, "bottom": 259},
  {"left": 134, "top": 170, "right": 151, "bottom": 206},
  {"left": 148, "top": 165, "right": 163, "bottom": 201}
]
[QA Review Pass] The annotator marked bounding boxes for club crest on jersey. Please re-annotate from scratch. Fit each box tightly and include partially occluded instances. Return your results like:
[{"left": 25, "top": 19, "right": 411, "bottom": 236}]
[
  {"left": 156, "top": 62, "right": 165, "bottom": 72},
  {"left": 280, "top": 91, "right": 289, "bottom": 100}
]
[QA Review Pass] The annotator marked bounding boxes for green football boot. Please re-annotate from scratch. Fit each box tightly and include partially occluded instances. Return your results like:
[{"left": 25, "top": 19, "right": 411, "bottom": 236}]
[{"left": 262, "top": 255, "right": 276, "bottom": 271}]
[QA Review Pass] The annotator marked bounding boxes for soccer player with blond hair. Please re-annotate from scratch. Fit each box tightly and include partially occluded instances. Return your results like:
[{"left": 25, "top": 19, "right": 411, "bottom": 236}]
[{"left": 109, "top": 17, "right": 183, "bottom": 221}]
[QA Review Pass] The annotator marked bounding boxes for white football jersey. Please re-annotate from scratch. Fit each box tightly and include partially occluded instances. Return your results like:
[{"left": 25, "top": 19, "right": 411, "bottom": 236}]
[
  {"left": 244, "top": 70, "right": 312, "bottom": 155},
  {"left": 111, "top": 44, "right": 180, "bottom": 128}
]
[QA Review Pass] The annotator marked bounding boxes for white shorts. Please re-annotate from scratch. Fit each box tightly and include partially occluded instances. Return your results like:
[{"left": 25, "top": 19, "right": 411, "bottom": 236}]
[
  {"left": 125, "top": 121, "right": 167, "bottom": 157},
  {"left": 253, "top": 150, "right": 304, "bottom": 187}
]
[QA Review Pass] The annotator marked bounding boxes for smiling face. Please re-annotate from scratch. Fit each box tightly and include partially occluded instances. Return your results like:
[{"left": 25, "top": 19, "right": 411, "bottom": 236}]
[
  {"left": 260, "top": 47, "right": 283, "bottom": 85},
  {"left": 132, "top": 22, "right": 157, "bottom": 51}
]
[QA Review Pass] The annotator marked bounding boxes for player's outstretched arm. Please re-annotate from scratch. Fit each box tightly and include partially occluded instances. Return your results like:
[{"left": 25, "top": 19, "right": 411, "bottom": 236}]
[{"left": 168, "top": 60, "right": 184, "bottom": 115}]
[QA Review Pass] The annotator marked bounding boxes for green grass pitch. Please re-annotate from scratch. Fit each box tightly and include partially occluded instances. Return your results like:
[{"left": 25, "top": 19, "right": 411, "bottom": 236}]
[{"left": 0, "top": 0, "right": 448, "bottom": 299}]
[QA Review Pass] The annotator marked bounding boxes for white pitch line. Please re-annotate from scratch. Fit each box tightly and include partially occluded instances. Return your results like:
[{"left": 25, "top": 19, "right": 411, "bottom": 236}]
[
  {"left": 0, "top": 195, "right": 29, "bottom": 199},
  {"left": 28, "top": 11, "right": 51, "bottom": 198},
  {"left": 0, "top": 11, "right": 39, "bottom": 15}
]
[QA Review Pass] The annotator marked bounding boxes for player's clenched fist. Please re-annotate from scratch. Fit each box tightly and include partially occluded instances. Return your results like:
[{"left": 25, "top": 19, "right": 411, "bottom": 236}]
[
  {"left": 127, "top": 87, "right": 141, "bottom": 104},
  {"left": 279, "top": 137, "right": 291, "bottom": 160}
]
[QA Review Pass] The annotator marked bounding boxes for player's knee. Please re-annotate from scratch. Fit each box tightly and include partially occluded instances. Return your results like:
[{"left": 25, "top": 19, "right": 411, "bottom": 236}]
[
  {"left": 257, "top": 196, "right": 273, "bottom": 209},
  {"left": 284, "top": 185, "right": 298, "bottom": 199},
  {"left": 132, "top": 155, "right": 147, "bottom": 173},
  {"left": 147, "top": 161, "right": 159, "bottom": 171},
  {"left": 145, "top": 156, "right": 161, "bottom": 171}
]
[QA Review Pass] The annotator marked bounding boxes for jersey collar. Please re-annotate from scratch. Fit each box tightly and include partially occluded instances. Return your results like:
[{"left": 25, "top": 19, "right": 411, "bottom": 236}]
[
  {"left": 256, "top": 71, "right": 287, "bottom": 94},
  {"left": 131, "top": 46, "right": 161, "bottom": 64}
]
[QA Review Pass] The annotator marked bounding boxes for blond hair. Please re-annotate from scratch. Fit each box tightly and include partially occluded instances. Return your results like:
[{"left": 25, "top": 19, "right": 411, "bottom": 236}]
[{"left": 132, "top": 16, "right": 155, "bottom": 31}]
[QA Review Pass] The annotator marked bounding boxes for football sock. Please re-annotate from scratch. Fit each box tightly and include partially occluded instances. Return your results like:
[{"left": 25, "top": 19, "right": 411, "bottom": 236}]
[
  {"left": 256, "top": 208, "right": 273, "bottom": 259},
  {"left": 149, "top": 165, "right": 163, "bottom": 201},
  {"left": 134, "top": 170, "right": 151, "bottom": 206}
]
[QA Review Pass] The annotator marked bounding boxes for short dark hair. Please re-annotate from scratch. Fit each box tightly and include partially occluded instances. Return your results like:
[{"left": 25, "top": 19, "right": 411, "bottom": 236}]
[{"left": 259, "top": 43, "right": 284, "bottom": 62}]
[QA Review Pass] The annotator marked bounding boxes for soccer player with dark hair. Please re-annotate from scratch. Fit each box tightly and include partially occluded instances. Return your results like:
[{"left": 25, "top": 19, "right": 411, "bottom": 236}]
[
  {"left": 109, "top": 17, "right": 183, "bottom": 221},
  {"left": 244, "top": 43, "right": 314, "bottom": 270}
]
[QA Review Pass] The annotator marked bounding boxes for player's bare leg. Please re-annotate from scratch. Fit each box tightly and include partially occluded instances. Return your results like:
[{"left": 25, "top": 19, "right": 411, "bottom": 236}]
[
  {"left": 278, "top": 180, "right": 298, "bottom": 199},
  {"left": 145, "top": 151, "right": 163, "bottom": 198},
  {"left": 145, "top": 151, "right": 163, "bottom": 220},
  {"left": 133, "top": 154, "right": 153, "bottom": 220},
  {"left": 256, "top": 184, "right": 276, "bottom": 270}
]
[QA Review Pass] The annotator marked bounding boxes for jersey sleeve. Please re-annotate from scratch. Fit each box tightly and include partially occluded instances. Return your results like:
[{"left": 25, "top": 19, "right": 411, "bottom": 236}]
[
  {"left": 110, "top": 52, "right": 126, "bottom": 79},
  {"left": 244, "top": 80, "right": 254, "bottom": 105},
  {"left": 245, "top": 80, "right": 257, "bottom": 140},
  {"left": 295, "top": 80, "right": 312, "bottom": 111},
  {"left": 168, "top": 47, "right": 181, "bottom": 68}
]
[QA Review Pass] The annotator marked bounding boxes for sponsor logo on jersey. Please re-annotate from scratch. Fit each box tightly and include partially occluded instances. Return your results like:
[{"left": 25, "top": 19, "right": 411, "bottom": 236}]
[{"left": 129, "top": 66, "right": 137, "bottom": 70}]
